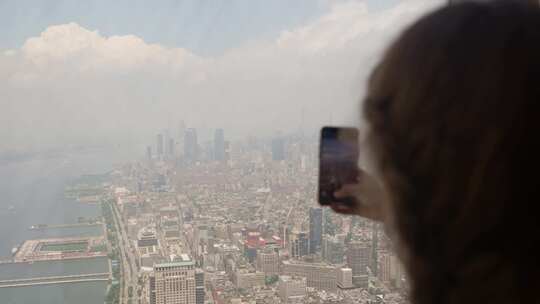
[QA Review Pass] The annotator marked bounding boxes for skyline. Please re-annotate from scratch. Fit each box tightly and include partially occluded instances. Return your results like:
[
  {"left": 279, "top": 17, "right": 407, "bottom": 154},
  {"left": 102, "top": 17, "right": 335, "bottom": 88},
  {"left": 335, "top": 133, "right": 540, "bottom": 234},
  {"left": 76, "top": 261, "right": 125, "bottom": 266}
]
[{"left": 0, "top": 0, "right": 443, "bottom": 151}]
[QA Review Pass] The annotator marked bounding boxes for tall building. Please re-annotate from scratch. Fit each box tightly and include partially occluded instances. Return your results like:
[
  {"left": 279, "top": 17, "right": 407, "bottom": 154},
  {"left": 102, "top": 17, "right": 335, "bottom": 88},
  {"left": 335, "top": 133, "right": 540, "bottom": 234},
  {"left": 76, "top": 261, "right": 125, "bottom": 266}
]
[
  {"left": 347, "top": 242, "right": 371, "bottom": 288},
  {"left": 184, "top": 128, "right": 198, "bottom": 163},
  {"left": 167, "top": 138, "right": 175, "bottom": 156},
  {"left": 278, "top": 276, "right": 307, "bottom": 302},
  {"left": 378, "top": 252, "right": 404, "bottom": 288},
  {"left": 309, "top": 208, "right": 323, "bottom": 254},
  {"left": 256, "top": 249, "right": 279, "bottom": 275},
  {"left": 290, "top": 232, "right": 309, "bottom": 258},
  {"left": 214, "top": 129, "right": 225, "bottom": 161},
  {"left": 146, "top": 146, "right": 152, "bottom": 161},
  {"left": 149, "top": 274, "right": 156, "bottom": 304},
  {"left": 195, "top": 269, "right": 205, "bottom": 304},
  {"left": 272, "top": 137, "right": 286, "bottom": 161},
  {"left": 157, "top": 134, "right": 164, "bottom": 156},
  {"left": 282, "top": 260, "right": 337, "bottom": 292},
  {"left": 322, "top": 234, "right": 344, "bottom": 264},
  {"left": 153, "top": 255, "right": 196, "bottom": 304}
]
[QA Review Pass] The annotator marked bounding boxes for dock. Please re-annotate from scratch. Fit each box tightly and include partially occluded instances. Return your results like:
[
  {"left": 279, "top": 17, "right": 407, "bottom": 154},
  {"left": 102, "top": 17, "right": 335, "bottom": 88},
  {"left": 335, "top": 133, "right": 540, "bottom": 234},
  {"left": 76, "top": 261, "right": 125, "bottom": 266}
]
[
  {"left": 28, "top": 223, "right": 101, "bottom": 230},
  {"left": 0, "top": 273, "right": 110, "bottom": 288}
]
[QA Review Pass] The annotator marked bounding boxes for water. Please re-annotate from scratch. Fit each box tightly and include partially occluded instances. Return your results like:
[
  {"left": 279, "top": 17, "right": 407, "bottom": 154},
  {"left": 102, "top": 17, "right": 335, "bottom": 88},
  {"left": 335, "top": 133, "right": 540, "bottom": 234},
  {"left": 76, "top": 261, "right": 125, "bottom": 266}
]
[
  {"left": 0, "top": 257, "right": 109, "bottom": 280},
  {"left": 0, "top": 147, "right": 132, "bottom": 256},
  {"left": 0, "top": 146, "right": 135, "bottom": 304},
  {"left": 0, "top": 281, "right": 108, "bottom": 304}
]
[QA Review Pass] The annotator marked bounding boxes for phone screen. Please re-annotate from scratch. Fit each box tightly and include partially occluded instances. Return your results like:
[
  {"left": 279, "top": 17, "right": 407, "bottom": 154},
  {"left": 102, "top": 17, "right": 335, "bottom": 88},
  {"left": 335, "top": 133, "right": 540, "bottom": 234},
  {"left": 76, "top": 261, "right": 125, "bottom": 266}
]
[{"left": 318, "top": 126, "right": 359, "bottom": 205}]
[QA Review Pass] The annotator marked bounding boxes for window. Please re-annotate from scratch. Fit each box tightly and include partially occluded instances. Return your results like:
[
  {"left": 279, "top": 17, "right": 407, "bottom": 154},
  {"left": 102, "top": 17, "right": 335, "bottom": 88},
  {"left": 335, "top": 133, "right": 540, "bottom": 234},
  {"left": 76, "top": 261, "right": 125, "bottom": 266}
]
[{"left": 0, "top": 1, "right": 444, "bottom": 304}]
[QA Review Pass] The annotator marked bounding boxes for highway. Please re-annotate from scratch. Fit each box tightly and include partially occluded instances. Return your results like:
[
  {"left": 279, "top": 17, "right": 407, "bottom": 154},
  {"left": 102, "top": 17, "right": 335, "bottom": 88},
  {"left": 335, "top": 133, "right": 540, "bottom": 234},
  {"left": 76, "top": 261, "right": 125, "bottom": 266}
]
[{"left": 111, "top": 202, "right": 139, "bottom": 304}]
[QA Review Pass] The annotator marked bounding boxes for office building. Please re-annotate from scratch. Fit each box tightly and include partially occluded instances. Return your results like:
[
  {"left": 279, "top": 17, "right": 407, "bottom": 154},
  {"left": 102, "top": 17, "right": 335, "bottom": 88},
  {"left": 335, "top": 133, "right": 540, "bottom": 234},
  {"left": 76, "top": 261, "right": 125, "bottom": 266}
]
[
  {"left": 149, "top": 274, "right": 156, "bottom": 304},
  {"left": 322, "top": 234, "right": 345, "bottom": 264},
  {"left": 167, "top": 138, "right": 175, "bottom": 156},
  {"left": 256, "top": 249, "right": 279, "bottom": 275},
  {"left": 214, "top": 129, "right": 225, "bottom": 161},
  {"left": 337, "top": 268, "right": 353, "bottom": 289},
  {"left": 278, "top": 276, "right": 307, "bottom": 302},
  {"left": 195, "top": 269, "right": 205, "bottom": 304},
  {"left": 378, "top": 252, "right": 404, "bottom": 288},
  {"left": 347, "top": 242, "right": 371, "bottom": 288},
  {"left": 272, "top": 137, "right": 286, "bottom": 161},
  {"left": 157, "top": 134, "right": 164, "bottom": 156},
  {"left": 153, "top": 255, "right": 196, "bottom": 304},
  {"left": 184, "top": 128, "right": 198, "bottom": 162},
  {"left": 146, "top": 146, "right": 152, "bottom": 161},
  {"left": 282, "top": 260, "right": 337, "bottom": 293},
  {"left": 309, "top": 208, "right": 323, "bottom": 254},
  {"left": 290, "top": 232, "right": 309, "bottom": 258}
]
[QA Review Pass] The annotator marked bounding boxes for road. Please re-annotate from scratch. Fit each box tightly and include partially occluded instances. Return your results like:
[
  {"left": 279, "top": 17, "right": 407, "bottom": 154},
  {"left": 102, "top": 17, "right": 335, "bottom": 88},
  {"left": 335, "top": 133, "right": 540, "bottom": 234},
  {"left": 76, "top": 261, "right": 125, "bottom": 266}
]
[{"left": 111, "top": 202, "right": 139, "bottom": 304}]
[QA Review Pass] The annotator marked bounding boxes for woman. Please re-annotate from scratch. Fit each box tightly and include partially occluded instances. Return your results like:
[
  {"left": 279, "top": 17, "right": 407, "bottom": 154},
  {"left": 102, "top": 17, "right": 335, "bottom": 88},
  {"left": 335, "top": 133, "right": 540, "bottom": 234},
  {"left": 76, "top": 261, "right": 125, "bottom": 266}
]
[{"left": 331, "top": 2, "right": 540, "bottom": 304}]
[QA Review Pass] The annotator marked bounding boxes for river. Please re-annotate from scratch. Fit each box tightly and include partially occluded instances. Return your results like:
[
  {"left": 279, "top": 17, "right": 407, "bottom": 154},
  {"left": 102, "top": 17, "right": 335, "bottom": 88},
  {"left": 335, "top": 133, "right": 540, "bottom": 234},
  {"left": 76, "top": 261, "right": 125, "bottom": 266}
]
[{"left": 0, "top": 146, "right": 136, "bottom": 304}]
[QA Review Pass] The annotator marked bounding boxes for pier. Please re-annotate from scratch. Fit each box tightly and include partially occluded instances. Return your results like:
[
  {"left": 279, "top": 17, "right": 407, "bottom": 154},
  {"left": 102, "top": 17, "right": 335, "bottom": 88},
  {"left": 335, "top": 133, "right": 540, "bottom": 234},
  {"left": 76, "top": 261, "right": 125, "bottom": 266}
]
[
  {"left": 28, "top": 222, "right": 101, "bottom": 230},
  {"left": 0, "top": 272, "right": 110, "bottom": 288}
]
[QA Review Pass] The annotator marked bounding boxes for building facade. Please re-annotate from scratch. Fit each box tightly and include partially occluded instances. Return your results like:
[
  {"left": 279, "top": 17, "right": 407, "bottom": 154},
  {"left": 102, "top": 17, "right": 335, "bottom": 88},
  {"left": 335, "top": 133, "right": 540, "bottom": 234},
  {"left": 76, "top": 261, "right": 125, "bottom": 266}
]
[
  {"left": 309, "top": 208, "right": 323, "bottom": 254},
  {"left": 153, "top": 256, "right": 196, "bottom": 304},
  {"left": 282, "top": 260, "right": 337, "bottom": 293},
  {"left": 256, "top": 249, "right": 279, "bottom": 275},
  {"left": 337, "top": 268, "right": 353, "bottom": 289},
  {"left": 278, "top": 276, "right": 307, "bottom": 302}
]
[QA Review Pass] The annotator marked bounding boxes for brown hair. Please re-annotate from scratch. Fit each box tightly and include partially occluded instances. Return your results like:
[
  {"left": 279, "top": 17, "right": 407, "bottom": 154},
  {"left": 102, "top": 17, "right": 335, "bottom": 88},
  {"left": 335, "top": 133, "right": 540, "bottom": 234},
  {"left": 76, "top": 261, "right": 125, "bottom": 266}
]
[{"left": 364, "top": 2, "right": 540, "bottom": 304}]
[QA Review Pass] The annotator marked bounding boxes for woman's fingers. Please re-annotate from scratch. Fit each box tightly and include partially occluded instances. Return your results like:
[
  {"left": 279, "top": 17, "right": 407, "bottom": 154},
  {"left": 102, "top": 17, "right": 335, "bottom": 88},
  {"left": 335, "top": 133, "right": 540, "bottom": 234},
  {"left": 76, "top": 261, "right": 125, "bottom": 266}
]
[{"left": 330, "top": 169, "right": 387, "bottom": 222}]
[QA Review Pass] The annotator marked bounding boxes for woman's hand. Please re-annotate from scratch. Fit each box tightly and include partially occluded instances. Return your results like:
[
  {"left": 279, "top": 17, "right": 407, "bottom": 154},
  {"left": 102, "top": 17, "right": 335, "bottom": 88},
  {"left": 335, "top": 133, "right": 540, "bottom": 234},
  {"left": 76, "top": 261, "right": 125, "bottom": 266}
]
[{"left": 330, "top": 168, "right": 387, "bottom": 222}]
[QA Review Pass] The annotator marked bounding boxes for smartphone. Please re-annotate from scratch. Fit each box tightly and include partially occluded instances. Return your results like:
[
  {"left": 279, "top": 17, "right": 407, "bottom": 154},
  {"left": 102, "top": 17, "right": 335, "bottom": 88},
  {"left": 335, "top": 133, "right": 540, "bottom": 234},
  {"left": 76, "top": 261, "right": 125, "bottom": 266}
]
[{"left": 318, "top": 126, "right": 359, "bottom": 205}]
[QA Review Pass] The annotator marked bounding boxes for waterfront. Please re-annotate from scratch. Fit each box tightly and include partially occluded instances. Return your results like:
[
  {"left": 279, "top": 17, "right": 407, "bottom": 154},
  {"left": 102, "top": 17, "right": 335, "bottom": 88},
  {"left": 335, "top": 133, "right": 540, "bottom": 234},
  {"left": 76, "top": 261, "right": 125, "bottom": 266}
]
[{"left": 0, "top": 147, "right": 135, "bottom": 304}]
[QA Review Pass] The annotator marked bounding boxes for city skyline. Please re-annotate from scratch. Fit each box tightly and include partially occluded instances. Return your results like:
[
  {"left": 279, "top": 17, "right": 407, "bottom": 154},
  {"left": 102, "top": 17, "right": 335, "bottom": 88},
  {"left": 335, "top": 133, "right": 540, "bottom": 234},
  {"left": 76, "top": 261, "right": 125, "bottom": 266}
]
[{"left": 0, "top": 0, "right": 444, "bottom": 151}]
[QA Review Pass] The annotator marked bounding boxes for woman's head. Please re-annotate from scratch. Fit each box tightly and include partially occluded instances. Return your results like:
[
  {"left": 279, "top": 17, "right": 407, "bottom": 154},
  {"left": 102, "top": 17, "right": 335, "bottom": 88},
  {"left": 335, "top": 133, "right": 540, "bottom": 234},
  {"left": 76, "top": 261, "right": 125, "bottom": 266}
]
[{"left": 363, "top": 2, "right": 540, "bottom": 303}]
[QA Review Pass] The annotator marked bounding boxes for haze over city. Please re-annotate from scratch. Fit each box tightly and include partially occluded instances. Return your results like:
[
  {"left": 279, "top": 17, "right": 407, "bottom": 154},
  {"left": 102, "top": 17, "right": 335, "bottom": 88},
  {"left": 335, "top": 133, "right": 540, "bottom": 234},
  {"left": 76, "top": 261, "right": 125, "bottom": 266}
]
[{"left": 0, "top": 0, "right": 441, "bottom": 151}]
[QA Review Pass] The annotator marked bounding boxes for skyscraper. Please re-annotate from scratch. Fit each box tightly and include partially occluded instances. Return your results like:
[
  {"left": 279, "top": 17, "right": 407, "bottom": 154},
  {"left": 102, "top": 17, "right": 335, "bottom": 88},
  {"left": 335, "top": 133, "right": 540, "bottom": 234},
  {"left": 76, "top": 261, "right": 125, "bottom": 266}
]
[
  {"left": 322, "top": 234, "right": 345, "bottom": 264},
  {"left": 347, "top": 242, "right": 371, "bottom": 288},
  {"left": 214, "top": 128, "right": 225, "bottom": 161},
  {"left": 167, "top": 138, "right": 175, "bottom": 156},
  {"left": 157, "top": 134, "right": 164, "bottom": 156},
  {"left": 153, "top": 255, "right": 196, "bottom": 304},
  {"left": 184, "top": 128, "right": 198, "bottom": 163},
  {"left": 195, "top": 269, "right": 205, "bottom": 304},
  {"left": 290, "top": 232, "right": 309, "bottom": 258},
  {"left": 309, "top": 208, "right": 323, "bottom": 254},
  {"left": 272, "top": 137, "right": 286, "bottom": 161},
  {"left": 146, "top": 145, "right": 152, "bottom": 161}
]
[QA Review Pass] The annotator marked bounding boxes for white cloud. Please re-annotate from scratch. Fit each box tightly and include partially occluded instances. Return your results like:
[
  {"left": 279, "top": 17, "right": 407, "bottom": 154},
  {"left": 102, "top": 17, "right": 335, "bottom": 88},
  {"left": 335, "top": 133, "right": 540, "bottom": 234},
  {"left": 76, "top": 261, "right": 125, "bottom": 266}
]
[{"left": 0, "top": 0, "right": 443, "bottom": 150}]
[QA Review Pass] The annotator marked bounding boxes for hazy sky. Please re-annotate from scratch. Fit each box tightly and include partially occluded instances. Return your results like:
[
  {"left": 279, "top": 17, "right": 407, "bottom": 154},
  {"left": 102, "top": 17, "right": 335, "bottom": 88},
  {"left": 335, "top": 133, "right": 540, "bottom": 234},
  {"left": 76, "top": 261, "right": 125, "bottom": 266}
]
[{"left": 0, "top": 0, "right": 444, "bottom": 150}]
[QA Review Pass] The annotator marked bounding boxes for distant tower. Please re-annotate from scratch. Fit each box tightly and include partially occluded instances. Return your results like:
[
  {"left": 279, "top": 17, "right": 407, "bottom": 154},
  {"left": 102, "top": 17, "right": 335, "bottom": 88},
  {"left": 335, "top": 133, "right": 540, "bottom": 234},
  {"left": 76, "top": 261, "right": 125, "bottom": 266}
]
[
  {"left": 272, "top": 136, "right": 286, "bottom": 161},
  {"left": 184, "top": 128, "right": 198, "bottom": 163},
  {"left": 146, "top": 146, "right": 152, "bottom": 161},
  {"left": 214, "top": 129, "right": 225, "bottom": 161},
  {"left": 157, "top": 134, "right": 164, "bottom": 157},
  {"left": 309, "top": 208, "right": 323, "bottom": 254},
  {"left": 167, "top": 138, "right": 175, "bottom": 156}
]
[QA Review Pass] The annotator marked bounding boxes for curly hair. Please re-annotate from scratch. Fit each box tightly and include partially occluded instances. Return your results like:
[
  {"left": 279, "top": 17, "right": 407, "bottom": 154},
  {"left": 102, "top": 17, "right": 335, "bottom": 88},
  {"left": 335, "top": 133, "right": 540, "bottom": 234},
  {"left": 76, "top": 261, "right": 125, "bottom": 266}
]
[{"left": 364, "top": 2, "right": 540, "bottom": 303}]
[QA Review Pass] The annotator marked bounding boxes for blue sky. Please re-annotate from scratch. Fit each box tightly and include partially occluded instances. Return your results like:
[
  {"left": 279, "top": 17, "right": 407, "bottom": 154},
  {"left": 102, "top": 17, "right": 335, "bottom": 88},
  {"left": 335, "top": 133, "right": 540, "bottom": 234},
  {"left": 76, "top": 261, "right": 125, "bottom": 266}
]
[{"left": 0, "top": 0, "right": 399, "bottom": 55}]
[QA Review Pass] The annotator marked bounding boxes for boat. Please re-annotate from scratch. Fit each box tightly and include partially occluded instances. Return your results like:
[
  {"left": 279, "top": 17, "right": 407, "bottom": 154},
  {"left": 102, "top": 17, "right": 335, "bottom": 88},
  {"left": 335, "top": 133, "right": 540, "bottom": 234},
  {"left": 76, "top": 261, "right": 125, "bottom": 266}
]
[
  {"left": 11, "top": 245, "right": 18, "bottom": 256},
  {"left": 29, "top": 224, "right": 48, "bottom": 230}
]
